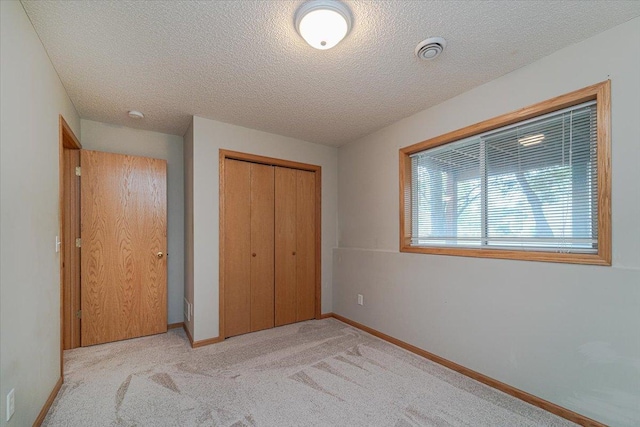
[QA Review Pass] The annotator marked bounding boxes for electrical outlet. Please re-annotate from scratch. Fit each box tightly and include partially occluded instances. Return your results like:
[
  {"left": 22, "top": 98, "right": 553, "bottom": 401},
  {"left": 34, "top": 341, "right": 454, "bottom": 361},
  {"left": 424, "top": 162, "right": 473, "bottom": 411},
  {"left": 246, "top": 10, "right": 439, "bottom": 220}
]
[
  {"left": 357, "top": 294, "right": 364, "bottom": 306},
  {"left": 6, "top": 388, "right": 15, "bottom": 421}
]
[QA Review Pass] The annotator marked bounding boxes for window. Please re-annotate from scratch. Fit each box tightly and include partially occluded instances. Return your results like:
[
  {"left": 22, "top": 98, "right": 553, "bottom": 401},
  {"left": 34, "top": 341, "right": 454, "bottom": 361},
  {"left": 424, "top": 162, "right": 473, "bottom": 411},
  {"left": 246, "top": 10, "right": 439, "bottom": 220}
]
[{"left": 399, "top": 81, "right": 611, "bottom": 265}]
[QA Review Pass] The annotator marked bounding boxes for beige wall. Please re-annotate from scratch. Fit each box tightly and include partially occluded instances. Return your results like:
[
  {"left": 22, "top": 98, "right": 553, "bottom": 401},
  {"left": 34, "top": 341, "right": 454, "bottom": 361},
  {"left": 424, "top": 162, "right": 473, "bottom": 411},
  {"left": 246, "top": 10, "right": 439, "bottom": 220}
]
[
  {"left": 0, "top": 1, "right": 81, "bottom": 426},
  {"left": 80, "top": 119, "right": 184, "bottom": 324},
  {"left": 188, "top": 116, "right": 338, "bottom": 341},
  {"left": 335, "top": 17, "right": 640, "bottom": 427}
]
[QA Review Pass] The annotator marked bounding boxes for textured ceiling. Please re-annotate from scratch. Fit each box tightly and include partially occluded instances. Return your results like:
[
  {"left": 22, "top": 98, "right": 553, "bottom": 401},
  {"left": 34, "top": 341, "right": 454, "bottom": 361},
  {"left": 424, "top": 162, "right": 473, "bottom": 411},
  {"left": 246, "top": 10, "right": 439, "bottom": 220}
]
[{"left": 21, "top": 1, "right": 640, "bottom": 146}]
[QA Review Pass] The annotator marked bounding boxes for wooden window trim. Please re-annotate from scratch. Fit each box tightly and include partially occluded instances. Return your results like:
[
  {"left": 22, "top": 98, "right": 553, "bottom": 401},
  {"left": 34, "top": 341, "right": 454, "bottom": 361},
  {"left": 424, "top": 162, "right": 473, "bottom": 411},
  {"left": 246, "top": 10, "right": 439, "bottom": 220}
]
[{"left": 399, "top": 81, "right": 611, "bottom": 266}]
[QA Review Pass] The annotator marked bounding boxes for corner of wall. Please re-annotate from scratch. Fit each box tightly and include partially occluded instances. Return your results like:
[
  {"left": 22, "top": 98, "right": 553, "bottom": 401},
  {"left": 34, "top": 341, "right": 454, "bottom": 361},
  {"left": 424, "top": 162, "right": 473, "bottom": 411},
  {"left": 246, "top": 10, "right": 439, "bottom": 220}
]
[{"left": 183, "top": 118, "right": 195, "bottom": 336}]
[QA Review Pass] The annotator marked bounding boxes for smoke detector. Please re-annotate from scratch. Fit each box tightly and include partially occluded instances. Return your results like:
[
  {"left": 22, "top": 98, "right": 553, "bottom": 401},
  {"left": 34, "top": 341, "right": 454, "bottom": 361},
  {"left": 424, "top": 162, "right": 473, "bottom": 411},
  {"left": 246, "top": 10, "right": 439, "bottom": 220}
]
[{"left": 415, "top": 37, "right": 446, "bottom": 60}]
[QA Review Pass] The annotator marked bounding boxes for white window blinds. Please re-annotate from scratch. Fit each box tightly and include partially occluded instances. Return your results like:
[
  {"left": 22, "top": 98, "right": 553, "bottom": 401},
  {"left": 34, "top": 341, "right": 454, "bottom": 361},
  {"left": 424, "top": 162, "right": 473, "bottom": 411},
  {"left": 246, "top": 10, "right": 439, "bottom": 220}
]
[{"left": 410, "top": 101, "right": 598, "bottom": 253}]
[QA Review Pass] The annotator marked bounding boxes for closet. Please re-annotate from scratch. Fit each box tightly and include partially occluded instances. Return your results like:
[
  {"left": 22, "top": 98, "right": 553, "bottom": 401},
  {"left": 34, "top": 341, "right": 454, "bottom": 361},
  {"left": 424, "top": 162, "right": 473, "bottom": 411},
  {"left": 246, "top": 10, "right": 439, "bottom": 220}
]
[{"left": 221, "top": 153, "right": 319, "bottom": 339}]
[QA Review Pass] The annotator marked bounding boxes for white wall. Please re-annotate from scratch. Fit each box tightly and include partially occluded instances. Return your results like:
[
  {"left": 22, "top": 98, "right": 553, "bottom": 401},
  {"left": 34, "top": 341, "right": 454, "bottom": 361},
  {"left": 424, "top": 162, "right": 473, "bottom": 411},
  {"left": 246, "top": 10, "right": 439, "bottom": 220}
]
[
  {"left": 189, "top": 116, "right": 338, "bottom": 341},
  {"left": 335, "top": 17, "right": 640, "bottom": 427},
  {"left": 0, "top": 1, "right": 81, "bottom": 426},
  {"left": 80, "top": 120, "right": 184, "bottom": 324}
]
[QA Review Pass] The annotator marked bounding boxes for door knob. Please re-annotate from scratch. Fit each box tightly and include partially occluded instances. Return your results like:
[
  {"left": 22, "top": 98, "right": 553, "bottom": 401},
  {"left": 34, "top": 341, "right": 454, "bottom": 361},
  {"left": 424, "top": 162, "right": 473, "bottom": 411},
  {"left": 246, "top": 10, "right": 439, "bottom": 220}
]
[
  {"left": 252, "top": 253, "right": 257, "bottom": 257},
  {"left": 157, "top": 252, "right": 164, "bottom": 259}
]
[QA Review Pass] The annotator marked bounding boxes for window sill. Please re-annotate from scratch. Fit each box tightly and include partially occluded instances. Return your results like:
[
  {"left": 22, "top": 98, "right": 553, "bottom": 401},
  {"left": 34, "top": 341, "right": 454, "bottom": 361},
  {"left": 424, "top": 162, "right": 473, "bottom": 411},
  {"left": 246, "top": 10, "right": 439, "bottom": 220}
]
[{"left": 399, "top": 244, "right": 611, "bottom": 266}]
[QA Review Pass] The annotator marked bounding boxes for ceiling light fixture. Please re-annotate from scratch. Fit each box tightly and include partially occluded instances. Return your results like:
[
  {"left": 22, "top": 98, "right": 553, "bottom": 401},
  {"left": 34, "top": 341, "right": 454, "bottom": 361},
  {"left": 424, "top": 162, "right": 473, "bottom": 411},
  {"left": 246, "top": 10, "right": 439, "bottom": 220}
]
[
  {"left": 295, "top": 0, "right": 352, "bottom": 50},
  {"left": 128, "top": 110, "right": 144, "bottom": 119},
  {"left": 518, "top": 133, "right": 545, "bottom": 146}
]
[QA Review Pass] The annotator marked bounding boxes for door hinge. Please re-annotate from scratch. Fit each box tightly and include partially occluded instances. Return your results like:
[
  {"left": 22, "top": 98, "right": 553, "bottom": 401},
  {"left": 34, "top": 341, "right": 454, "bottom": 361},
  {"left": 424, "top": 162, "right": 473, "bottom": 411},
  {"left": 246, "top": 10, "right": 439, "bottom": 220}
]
[
  {"left": 75, "top": 310, "right": 82, "bottom": 319},
  {"left": 75, "top": 238, "right": 81, "bottom": 248},
  {"left": 75, "top": 166, "right": 81, "bottom": 176}
]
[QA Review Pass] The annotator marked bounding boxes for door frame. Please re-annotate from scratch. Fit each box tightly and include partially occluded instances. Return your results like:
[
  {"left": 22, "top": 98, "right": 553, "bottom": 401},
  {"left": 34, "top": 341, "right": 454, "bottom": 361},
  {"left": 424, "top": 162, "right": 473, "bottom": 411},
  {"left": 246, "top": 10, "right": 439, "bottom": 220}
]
[
  {"left": 219, "top": 150, "right": 322, "bottom": 340},
  {"left": 59, "top": 115, "right": 81, "bottom": 376}
]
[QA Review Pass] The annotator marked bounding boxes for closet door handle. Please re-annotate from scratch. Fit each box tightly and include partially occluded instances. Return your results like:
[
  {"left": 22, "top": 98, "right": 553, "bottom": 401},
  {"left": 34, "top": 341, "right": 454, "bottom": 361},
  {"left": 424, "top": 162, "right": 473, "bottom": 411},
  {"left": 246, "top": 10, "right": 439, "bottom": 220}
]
[
  {"left": 292, "top": 251, "right": 296, "bottom": 256},
  {"left": 252, "top": 253, "right": 257, "bottom": 257}
]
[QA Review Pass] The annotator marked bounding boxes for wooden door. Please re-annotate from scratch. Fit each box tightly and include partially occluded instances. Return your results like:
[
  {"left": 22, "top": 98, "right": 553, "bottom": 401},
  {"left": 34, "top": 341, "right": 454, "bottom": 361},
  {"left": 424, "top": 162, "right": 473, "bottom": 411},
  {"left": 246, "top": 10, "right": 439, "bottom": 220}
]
[
  {"left": 80, "top": 150, "right": 167, "bottom": 346},
  {"left": 250, "top": 163, "right": 275, "bottom": 332},
  {"left": 295, "top": 170, "right": 316, "bottom": 322},
  {"left": 275, "top": 167, "right": 316, "bottom": 326},
  {"left": 223, "top": 159, "right": 252, "bottom": 337},
  {"left": 224, "top": 160, "right": 275, "bottom": 337},
  {"left": 275, "top": 167, "right": 297, "bottom": 326}
]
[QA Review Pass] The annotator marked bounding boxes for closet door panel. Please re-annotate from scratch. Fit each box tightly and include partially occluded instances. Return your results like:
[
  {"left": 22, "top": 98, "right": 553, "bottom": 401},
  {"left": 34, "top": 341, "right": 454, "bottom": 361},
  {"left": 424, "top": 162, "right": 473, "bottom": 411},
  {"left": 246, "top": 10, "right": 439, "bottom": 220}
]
[
  {"left": 250, "top": 163, "right": 275, "bottom": 332},
  {"left": 224, "top": 159, "right": 252, "bottom": 338},
  {"left": 275, "top": 167, "right": 297, "bottom": 327},
  {"left": 296, "top": 170, "right": 316, "bottom": 322}
]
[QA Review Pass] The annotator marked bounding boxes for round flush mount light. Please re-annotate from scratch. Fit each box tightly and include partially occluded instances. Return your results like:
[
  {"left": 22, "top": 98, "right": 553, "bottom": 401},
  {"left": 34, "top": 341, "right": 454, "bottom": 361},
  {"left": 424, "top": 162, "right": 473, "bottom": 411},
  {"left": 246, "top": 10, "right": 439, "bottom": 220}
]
[
  {"left": 415, "top": 37, "right": 447, "bottom": 60},
  {"left": 295, "top": 0, "right": 352, "bottom": 50},
  {"left": 128, "top": 110, "right": 144, "bottom": 119}
]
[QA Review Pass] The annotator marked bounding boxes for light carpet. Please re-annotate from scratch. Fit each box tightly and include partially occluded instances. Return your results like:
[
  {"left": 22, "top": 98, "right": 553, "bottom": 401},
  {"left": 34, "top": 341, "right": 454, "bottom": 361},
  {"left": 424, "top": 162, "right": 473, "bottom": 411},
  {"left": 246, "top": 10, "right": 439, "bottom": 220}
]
[{"left": 43, "top": 318, "right": 576, "bottom": 426}]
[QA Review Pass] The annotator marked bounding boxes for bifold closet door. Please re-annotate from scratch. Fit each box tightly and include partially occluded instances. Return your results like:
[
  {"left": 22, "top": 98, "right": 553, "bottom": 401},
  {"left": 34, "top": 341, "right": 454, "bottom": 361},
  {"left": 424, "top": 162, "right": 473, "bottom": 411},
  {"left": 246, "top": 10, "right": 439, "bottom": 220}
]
[
  {"left": 224, "top": 159, "right": 274, "bottom": 338},
  {"left": 275, "top": 167, "right": 316, "bottom": 326},
  {"left": 295, "top": 169, "right": 316, "bottom": 321},
  {"left": 275, "top": 167, "right": 297, "bottom": 326},
  {"left": 250, "top": 163, "right": 275, "bottom": 332}
]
